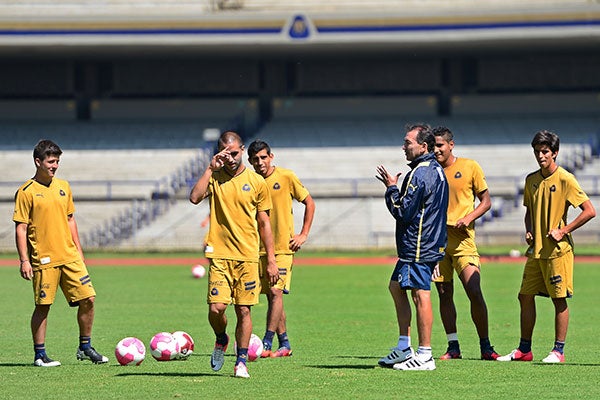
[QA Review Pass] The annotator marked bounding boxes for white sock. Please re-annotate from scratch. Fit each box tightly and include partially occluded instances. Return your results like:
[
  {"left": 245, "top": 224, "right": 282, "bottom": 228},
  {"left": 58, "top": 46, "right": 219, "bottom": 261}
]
[
  {"left": 447, "top": 333, "right": 459, "bottom": 342},
  {"left": 417, "top": 346, "right": 432, "bottom": 361},
  {"left": 397, "top": 335, "right": 411, "bottom": 350}
]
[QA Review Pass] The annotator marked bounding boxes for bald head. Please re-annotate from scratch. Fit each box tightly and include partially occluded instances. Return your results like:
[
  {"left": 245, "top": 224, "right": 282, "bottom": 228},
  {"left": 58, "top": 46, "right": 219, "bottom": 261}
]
[{"left": 218, "top": 131, "right": 243, "bottom": 151}]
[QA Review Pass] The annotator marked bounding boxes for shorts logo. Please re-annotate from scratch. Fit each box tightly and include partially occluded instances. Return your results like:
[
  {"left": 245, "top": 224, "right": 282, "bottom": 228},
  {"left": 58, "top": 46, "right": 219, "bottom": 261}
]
[
  {"left": 273, "top": 183, "right": 281, "bottom": 190},
  {"left": 549, "top": 274, "right": 562, "bottom": 285},
  {"left": 79, "top": 275, "right": 91, "bottom": 285},
  {"left": 211, "top": 288, "right": 219, "bottom": 296},
  {"left": 59, "top": 189, "right": 66, "bottom": 196},
  {"left": 244, "top": 281, "right": 257, "bottom": 291},
  {"left": 454, "top": 172, "right": 462, "bottom": 179},
  {"left": 40, "top": 290, "right": 46, "bottom": 298},
  {"left": 242, "top": 184, "right": 250, "bottom": 192}
]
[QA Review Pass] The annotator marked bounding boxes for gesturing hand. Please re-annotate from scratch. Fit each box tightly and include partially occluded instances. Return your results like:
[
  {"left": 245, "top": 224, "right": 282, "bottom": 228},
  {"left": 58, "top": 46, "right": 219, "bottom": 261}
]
[{"left": 376, "top": 165, "right": 402, "bottom": 187}]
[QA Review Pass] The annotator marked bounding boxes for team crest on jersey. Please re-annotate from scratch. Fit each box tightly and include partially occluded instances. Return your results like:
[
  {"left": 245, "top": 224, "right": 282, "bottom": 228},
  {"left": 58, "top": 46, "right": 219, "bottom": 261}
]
[
  {"left": 454, "top": 172, "right": 462, "bottom": 179},
  {"left": 550, "top": 185, "right": 556, "bottom": 192},
  {"left": 273, "top": 182, "right": 281, "bottom": 190},
  {"left": 242, "top": 184, "right": 250, "bottom": 192},
  {"left": 59, "top": 189, "right": 66, "bottom": 196}
]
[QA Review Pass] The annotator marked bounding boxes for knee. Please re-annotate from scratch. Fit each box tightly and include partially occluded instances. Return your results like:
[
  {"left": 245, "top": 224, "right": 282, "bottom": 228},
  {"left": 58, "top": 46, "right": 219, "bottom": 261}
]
[
  {"left": 235, "top": 305, "right": 252, "bottom": 319},
  {"left": 209, "top": 303, "right": 227, "bottom": 315},
  {"left": 78, "top": 297, "right": 95, "bottom": 308}
]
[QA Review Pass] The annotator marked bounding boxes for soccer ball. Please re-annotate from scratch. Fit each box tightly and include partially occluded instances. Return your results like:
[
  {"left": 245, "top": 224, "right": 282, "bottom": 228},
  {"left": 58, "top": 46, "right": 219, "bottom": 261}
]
[
  {"left": 234, "top": 333, "right": 264, "bottom": 362},
  {"left": 172, "top": 330, "right": 195, "bottom": 360},
  {"left": 115, "top": 337, "right": 146, "bottom": 366},
  {"left": 150, "top": 332, "right": 180, "bottom": 361},
  {"left": 192, "top": 264, "right": 206, "bottom": 278}
]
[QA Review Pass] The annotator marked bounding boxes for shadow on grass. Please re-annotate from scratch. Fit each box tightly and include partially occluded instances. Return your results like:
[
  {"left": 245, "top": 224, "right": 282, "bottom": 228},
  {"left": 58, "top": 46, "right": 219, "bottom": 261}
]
[
  {"left": 115, "top": 371, "right": 221, "bottom": 377},
  {"left": 307, "top": 364, "right": 377, "bottom": 370},
  {"left": 437, "top": 357, "right": 600, "bottom": 367},
  {"left": 0, "top": 363, "right": 35, "bottom": 367}
]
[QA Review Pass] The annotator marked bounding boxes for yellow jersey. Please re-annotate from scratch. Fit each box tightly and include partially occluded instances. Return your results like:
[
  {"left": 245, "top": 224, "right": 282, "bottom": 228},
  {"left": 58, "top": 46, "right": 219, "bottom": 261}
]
[
  {"left": 13, "top": 178, "right": 81, "bottom": 270},
  {"left": 205, "top": 167, "right": 272, "bottom": 262},
  {"left": 444, "top": 157, "right": 488, "bottom": 227},
  {"left": 261, "top": 167, "right": 310, "bottom": 255},
  {"left": 523, "top": 166, "right": 589, "bottom": 259}
]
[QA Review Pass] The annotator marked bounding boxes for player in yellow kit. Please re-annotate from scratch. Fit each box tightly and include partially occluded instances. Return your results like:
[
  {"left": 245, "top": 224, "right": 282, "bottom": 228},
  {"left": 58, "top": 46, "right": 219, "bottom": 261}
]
[
  {"left": 498, "top": 130, "right": 595, "bottom": 363},
  {"left": 14, "top": 139, "right": 108, "bottom": 367},
  {"left": 189, "top": 131, "right": 278, "bottom": 378},
  {"left": 248, "top": 140, "right": 315, "bottom": 358},
  {"left": 432, "top": 127, "right": 500, "bottom": 360}
]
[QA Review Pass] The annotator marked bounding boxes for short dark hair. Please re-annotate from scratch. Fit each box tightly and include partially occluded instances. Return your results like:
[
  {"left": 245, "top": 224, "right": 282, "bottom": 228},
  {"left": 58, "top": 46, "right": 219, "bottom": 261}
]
[
  {"left": 33, "top": 139, "right": 62, "bottom": 161},
  {"left": 406, "top": 122, "right": 434, "bottom": 153},
  {"left": 432, "top": 126, "right": 454, "bottom": 142},
  {"left": 531, "top": 130, "right": 560, "bottom": 154},
  {"left": 247, "top": 140, "right": 271, "bottom": 158}
]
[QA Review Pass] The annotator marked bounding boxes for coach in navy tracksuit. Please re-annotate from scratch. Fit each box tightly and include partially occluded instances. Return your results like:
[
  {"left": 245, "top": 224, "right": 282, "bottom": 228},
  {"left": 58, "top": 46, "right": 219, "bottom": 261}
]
[{"left": 376, "top": 123, "right": 449, "bottom": 371}]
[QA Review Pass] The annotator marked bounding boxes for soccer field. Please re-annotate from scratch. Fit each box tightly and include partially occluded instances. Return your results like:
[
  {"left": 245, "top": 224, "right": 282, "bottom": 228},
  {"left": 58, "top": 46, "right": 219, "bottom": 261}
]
[{"left": 1, "top": 255, "right": 599, "bottom": 399}]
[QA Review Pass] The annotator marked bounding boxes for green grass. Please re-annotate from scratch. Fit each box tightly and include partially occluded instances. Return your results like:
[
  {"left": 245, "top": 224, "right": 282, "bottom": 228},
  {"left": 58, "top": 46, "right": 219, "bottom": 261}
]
[{"left": 1, "top": 257, "right": 599, "bottom": 399}]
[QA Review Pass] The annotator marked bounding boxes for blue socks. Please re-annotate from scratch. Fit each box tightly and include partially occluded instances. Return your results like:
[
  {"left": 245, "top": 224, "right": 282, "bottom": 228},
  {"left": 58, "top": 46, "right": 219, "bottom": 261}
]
[
  {"left": 263, "top": 331, "right": 275, "bottom": 350},
  {"left": 34, "top": 343, "right": 46, "bottom": 359},
  {"left": 79, "top": 336, "right": 91, "bottom": 350},
  {"left": 278, "top": 332, "right": 290, "bottom": 350},
  {"left": 216, "top": 333, "right": 228, "bottom": 346},
  {"left": 553, "top": 340, "right": 565, "bottom": 354},
  {"left": 236, "top": 348, "right": 248, "bottom": 365}
]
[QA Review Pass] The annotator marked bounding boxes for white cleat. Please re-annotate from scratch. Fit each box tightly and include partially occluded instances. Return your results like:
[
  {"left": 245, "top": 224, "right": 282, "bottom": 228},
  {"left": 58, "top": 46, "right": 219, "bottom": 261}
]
[
  {"left": 393, "top": 356, "right": 436, "bottom": 371},
  {"left": 378, "top": 347, "right": 413, "bottom": 367}
]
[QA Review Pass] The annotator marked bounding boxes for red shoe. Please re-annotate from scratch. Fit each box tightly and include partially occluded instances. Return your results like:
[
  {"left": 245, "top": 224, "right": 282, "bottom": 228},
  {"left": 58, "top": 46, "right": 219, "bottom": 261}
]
[
  {"left": 481, "top": 348, "right": 500, "bottom": 360},
  {"left": 439, "top": 349, "right": 462, "bottom": 360},
  {"left": 270, "top": 347, "right": 292, "bottom": 358},
  {"left": 261, "top": 348, "right": 272, "bottom": 358},
  {"left": 497, "top": 349, "right": 533, "bottom": 362}
]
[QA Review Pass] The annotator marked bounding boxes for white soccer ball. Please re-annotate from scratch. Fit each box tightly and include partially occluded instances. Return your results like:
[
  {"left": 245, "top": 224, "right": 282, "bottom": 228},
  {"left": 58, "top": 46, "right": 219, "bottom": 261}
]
[
  {"left": 115, "top": 337, "right": 146, "bottom": 366},
  {"left": 150, "top": 332, "right": 180, "bottom": 361},
  {"left": 192, "top": 264, "right": 206, "bottom": 279},
  {"left": 172, "top": 330, "right": 195, "bottom": 360},
  {"left": 234, "top": 333, "right": 264, "bottom": 362}
]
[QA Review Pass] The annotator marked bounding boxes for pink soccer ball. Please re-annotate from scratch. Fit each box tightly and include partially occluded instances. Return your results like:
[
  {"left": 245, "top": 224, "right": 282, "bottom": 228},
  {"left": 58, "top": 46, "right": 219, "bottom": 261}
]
[
  {"left": 150, "top": 332, "right": 180, "bottom": 361},
  {"left": 172, "top": 330, "right": 195, "bottom": 360},
  {"left": 115, "top": 337, "right": 146, "bottom": 366},
  {"left": 234, "top": 333, "right": 264, "bottom": 362},
  {"left": 191, "top": 265, "right": 206, "bottom": 279}
]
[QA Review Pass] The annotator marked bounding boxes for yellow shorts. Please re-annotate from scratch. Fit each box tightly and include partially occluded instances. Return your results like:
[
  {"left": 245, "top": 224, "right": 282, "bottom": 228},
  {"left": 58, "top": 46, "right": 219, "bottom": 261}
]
[
  {"left": 32, "top": 259, "right": 96, "bottom": 306},
  {"left": 259, "top": 254, "right": 294, "bottom": 294},
  {"left": 207, "top": 258, "right": 260, "bottom": 306},
  {"left": 434, "top": 254, "right": 480, "bottom": 283},
  {"left": 520, "top": 251, "right": 574, "bottom": 298},
  {"left": 433, "top": 226, "right": 480, "bottom": 283}
]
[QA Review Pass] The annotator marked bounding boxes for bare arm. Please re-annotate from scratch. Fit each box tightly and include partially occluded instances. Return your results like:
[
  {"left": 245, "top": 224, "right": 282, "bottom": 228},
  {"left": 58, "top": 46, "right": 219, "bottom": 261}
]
[
  {"left": 289, "top": 194, "right": 315, "bottom": 252},
  {"left": 68, "top": 214, "right": 85, "bottom": 260},
  {"left": 257, "top": 210, "right": 279, "bottom": 286},
  {"left": 15, "top": 222, "right": 32, "bottom": 280},
  {"left": 548, "top": 199, "right": 596, "bottom": 242},
  {"left": 190, "top": 148, "right": 233, "bottom": 204},
  {"left": 524, "top": 208, "right": 533, "bottom": 245},
  {"left": 455, "top": 189, "right": 492, "bottom": 229},
  {"left": 189, "top": 166, "right": 213, "bottom": 204}
]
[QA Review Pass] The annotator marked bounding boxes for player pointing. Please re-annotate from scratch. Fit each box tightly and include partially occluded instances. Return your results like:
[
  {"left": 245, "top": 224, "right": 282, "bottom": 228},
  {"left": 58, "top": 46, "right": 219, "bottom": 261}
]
[{"left": 189, "top": 131, "right": 278, "bottom": 378}]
